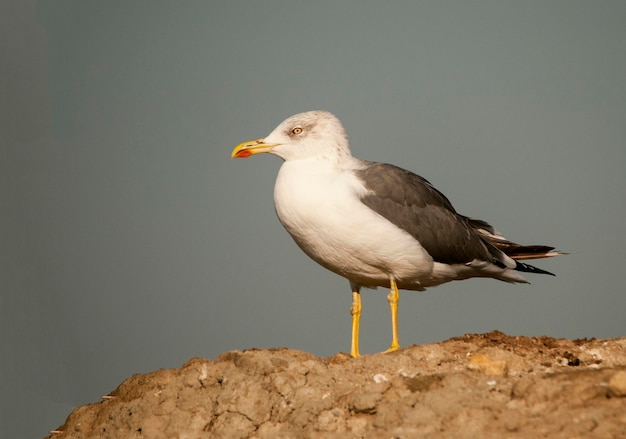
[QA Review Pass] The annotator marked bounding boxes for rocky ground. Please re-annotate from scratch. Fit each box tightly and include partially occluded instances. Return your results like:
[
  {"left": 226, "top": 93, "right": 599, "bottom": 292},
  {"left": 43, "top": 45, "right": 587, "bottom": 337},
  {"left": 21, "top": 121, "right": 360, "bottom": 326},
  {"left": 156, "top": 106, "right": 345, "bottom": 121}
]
[{"left": 47, "top": 331, "right": 626, "bottom": 438}]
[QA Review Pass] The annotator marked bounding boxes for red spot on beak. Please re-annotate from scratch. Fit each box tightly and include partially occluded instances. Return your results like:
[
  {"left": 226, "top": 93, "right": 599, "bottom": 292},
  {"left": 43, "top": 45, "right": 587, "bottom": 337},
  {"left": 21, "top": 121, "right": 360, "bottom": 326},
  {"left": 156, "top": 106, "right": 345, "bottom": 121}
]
[{"left": 234, "top": 149, "right": 252, "bottom": 158}]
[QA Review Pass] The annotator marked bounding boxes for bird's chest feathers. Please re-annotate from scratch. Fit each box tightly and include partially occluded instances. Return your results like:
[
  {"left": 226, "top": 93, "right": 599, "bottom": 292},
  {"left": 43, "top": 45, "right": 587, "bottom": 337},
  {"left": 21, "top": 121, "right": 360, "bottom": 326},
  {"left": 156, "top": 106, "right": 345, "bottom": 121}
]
[{"left": 274, "top": 161, "right": 364, "bottom": 244}]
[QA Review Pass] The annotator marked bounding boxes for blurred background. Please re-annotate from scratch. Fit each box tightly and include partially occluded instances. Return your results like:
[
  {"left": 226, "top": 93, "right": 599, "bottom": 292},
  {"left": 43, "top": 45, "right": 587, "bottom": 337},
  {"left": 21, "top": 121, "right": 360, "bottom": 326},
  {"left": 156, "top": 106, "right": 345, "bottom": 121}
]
[{"left": 2, "top": 1, "right": 625, "bottom": 437}]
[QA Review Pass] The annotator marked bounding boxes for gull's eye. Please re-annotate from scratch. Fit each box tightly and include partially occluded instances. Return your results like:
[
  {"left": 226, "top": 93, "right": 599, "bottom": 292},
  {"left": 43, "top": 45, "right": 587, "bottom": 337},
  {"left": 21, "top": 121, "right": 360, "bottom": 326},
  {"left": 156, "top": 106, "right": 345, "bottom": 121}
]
[{"left": 291, "top": 127, "right": 303, "bottom": 135}]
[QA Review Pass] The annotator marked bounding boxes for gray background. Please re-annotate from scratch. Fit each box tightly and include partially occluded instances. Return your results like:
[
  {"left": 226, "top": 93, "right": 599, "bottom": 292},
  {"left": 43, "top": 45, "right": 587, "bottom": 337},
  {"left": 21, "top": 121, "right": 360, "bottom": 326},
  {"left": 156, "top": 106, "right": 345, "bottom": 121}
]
[{"left": 2, "top": 1, "right": 625, "bottom": 437}]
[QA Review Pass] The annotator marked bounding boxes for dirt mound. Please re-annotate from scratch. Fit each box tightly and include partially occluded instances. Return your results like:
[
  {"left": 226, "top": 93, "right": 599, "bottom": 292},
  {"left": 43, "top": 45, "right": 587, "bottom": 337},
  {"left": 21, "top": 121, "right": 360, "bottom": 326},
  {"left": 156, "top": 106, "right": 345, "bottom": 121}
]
[{"left": 47, "top": 331, "right": 626, "bottom": 438}]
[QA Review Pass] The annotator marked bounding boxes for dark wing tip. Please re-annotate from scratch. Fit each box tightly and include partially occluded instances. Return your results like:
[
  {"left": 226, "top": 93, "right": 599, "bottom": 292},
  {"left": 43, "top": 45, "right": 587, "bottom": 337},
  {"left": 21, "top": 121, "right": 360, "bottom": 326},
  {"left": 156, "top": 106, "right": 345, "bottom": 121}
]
[{"left": 515, "top": 261, "right": 556, "bottom": 276}]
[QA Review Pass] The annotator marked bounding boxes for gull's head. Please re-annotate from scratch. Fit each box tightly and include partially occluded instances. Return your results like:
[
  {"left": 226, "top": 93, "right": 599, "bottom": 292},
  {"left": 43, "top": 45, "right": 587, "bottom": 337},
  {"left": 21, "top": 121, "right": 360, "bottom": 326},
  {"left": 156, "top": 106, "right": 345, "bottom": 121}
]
[{"left": 232, "top": 110, "right": 351, "bottom": 162}]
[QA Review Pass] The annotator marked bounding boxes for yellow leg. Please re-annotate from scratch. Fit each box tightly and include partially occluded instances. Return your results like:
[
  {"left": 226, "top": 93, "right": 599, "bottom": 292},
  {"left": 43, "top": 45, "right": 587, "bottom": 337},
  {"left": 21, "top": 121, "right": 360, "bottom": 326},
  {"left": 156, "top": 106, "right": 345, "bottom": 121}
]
[
  {"left": 384, "top": 279, "right": 400, "bottom": 353},
  {"left": 350, "top": 289, "right": 362, "bottom": 358}
]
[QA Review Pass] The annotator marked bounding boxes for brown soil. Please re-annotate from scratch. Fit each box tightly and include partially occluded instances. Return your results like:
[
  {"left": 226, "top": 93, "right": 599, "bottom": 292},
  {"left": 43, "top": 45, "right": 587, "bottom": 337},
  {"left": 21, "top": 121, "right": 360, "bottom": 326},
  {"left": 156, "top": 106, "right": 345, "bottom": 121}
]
[{"left": 47, "top": 331, "right": 626, "bottom": 438}]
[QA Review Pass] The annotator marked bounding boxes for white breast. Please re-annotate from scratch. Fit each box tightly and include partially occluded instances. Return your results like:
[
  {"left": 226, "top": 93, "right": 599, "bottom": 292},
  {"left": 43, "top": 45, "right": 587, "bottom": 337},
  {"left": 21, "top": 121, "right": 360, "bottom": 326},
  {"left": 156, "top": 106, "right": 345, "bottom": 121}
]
[{"left": 273, "top": 159, "right": 435, "bottom": 288}]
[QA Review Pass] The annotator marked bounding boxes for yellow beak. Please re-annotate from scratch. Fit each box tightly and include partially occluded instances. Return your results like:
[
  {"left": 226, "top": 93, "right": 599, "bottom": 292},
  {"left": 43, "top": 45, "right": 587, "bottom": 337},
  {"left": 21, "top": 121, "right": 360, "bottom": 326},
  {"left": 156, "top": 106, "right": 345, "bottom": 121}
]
[{"left": 231, "top": 138, "right": 280, "bottom": 159}]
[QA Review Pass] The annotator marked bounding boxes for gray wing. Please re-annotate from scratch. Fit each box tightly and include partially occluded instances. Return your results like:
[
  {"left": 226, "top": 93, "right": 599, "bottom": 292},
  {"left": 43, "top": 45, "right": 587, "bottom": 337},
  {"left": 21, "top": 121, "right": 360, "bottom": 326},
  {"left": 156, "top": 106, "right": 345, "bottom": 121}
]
[{"left": 354, "top": 162, "right": 502, "bottom": 266}]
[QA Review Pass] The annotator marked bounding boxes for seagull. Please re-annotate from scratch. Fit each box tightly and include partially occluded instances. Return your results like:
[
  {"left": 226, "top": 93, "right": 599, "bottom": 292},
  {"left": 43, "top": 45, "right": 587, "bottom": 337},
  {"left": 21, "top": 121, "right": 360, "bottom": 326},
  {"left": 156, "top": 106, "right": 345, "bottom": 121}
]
[{"left": 231, "top": 110, "right": 564, "bottom": 358}]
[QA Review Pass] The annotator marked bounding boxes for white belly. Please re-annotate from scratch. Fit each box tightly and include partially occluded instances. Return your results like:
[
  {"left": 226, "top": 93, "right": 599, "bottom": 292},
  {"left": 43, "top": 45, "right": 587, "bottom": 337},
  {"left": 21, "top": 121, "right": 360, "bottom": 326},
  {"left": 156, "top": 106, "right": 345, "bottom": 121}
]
[{"left": 273, "top": 160, "right": 436, "bottom": 288}]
